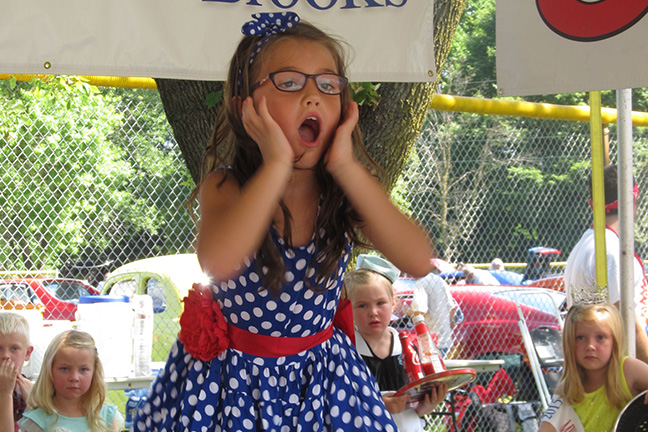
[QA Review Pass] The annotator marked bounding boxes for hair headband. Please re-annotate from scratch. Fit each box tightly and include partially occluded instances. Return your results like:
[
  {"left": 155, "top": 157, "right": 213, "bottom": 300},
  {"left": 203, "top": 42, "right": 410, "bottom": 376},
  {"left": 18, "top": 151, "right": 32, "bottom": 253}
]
[
  {"left": 588, "top": 183, "right": 639, "bottom": 213},
  {"left": 241, "top": 12, "right": 301, "bottom": 66}
]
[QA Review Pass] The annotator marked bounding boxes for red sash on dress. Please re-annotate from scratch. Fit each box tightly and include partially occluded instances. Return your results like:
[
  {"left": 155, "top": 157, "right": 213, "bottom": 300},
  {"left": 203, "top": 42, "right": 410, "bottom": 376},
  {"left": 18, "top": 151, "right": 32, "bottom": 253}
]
[
  {"left": 228, "top": 323, "right": 334, "bottom": 357},
  {"left": 227, "top": 299, "right": 355, "bottom": 357}
]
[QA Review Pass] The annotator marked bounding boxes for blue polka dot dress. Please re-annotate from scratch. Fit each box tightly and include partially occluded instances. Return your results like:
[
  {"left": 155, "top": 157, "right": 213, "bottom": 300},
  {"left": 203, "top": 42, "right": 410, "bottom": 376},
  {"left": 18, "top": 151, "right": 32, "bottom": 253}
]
[{"left": 134, "top": 227, "right": 397, "bottom": 432}]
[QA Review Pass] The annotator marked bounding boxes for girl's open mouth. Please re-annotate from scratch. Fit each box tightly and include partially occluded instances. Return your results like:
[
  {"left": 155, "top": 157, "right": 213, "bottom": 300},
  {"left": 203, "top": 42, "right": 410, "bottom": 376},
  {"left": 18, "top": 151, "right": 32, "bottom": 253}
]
[{"left": 299, "top": 116, "right": 320, "bottom": 143}]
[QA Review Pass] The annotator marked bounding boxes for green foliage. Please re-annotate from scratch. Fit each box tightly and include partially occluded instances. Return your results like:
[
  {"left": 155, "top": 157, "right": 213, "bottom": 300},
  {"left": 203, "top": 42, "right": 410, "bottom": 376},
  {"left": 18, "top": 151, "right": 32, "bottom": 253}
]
[
  {"left": 0, "top": 77, "right": 195, "bottom": 271},
  {"left": 206, "top": 90, "right": 223, "bottom": 109},
  {"left": 350, "top": 82, "right": 381, "bottom": 109},
  {"left": 441, "top": 0, "right": 496, "bottom": 98},
  {"left": 395, "top": 0, "right": 605, "bottom": 263}
]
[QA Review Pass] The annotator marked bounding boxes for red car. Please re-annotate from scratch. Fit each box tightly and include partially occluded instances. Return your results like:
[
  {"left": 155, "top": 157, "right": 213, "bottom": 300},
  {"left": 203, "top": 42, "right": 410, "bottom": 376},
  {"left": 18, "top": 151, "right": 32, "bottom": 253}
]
[
  {"left": 526, "top": 275, "right": 565, "bottom": 292},
  {"left": 0, "top": 278, "right": 100, "bottom": 320},
  {"left": 393, "top": 279, "right": 565, "bottom": 402}
]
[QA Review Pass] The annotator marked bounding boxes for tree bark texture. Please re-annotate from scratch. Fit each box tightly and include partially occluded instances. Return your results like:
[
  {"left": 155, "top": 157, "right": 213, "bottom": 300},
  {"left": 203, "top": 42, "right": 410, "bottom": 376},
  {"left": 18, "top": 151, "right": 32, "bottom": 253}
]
[
  {"left": 156, "top": 0, "right": 466, "bottom": 188},
  {"left": 154, "top": 79, "right": 222, "bottom": 184}
]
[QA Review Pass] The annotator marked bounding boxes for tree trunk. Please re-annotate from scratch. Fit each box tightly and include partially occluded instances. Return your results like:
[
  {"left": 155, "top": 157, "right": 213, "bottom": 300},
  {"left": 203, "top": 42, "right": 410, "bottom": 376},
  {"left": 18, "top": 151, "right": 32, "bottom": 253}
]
[
  {"left": 154, "top": 79, "right": 222, "bottom": 183},
  {"left": 157, "top": 0, "right": 466, "bottom": 187}
]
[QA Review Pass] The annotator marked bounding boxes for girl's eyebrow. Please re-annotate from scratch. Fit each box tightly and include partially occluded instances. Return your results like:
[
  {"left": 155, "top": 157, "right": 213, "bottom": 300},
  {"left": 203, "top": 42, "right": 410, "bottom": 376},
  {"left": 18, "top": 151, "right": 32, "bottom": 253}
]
[{"left": 274, "top": 66, "right": 339, "bottom": 74}]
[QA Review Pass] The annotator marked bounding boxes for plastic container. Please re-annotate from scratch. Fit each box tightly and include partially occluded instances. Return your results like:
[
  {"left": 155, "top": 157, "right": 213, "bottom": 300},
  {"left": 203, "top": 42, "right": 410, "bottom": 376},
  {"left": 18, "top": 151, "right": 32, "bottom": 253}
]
[
  {"left": 124, "top": 388, "right": 149, "bottom": 430},
  {"left": 412, "top": 314, "right": 446, "bottom": 375},
  {"left": 76, "top": 295, "right": 133, "bottom": 378},
  {"left": 132, "top": 295, "right": 153, "bottom": 377}
]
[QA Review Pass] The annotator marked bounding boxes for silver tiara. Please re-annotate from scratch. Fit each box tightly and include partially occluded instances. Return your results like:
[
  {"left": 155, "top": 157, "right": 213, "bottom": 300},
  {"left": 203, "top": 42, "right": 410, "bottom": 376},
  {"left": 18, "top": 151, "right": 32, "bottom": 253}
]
[{"left": 570, "top": 285, "right": 609, "bottom": 306}]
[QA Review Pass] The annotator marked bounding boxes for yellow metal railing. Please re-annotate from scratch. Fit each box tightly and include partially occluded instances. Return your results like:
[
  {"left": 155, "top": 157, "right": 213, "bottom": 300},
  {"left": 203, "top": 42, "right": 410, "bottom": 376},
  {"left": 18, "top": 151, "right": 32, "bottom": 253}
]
[
  {"left": 0, "top": 74, "right": 157, "bottom": 89},
  {"left": 3, "top": 74, "right": 648, "bottom": 125},
  {"left": 0, "top": 270, "right": 58, "bottom": 278},
  {"left": 430, "top": 93, "right": 648, "bottom": 126}
]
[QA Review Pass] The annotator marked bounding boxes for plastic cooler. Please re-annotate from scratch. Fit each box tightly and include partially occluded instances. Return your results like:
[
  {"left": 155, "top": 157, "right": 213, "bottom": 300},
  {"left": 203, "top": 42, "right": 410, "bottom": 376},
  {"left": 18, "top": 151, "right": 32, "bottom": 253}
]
[{"left": 76, "top": 294, "right": 133, "bottom": 378}]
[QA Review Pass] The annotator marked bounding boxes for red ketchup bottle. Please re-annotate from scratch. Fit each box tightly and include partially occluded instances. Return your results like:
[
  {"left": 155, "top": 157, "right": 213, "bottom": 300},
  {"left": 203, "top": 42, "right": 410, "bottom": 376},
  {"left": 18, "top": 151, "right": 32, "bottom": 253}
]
[
  {"left": 412, "top": 314, "right": 446, "bottom": 375},
  {"left": 399, "top": 332, "right": 424, "bottom": 383}
]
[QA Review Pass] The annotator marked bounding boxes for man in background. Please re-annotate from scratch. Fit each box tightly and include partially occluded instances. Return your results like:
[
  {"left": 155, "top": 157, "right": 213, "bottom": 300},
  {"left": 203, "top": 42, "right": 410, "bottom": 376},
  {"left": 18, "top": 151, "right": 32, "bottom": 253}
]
[{"left": 564, "top": 164, "right": 648, "bottom": 363}]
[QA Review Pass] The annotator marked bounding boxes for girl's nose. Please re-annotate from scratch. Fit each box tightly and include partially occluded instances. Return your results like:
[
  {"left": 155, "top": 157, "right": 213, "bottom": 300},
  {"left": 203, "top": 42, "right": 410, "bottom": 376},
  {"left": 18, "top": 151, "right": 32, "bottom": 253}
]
[{"left": 302, "top": 79, "right": 321, "bottom": 106}]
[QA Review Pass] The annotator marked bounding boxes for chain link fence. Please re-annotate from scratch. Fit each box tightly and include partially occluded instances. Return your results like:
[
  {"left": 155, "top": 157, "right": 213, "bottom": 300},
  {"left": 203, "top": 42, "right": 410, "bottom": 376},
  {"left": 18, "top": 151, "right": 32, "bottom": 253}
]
[{"left": 2, "top": 78, "right": 647, "bottom": 430}]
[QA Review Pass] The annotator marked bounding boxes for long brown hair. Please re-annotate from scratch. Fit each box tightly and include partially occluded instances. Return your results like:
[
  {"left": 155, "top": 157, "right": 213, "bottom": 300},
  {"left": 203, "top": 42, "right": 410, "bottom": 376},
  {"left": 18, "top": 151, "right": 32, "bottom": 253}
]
[{"left": 188, "top": 20, "right": 383, "bottom": 295}]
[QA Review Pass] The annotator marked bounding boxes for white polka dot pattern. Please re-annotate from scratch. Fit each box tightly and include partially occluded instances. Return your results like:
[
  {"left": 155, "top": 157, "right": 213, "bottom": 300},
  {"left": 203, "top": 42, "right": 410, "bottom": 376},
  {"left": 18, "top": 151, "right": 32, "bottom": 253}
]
[{"left": 133, "top": 227, "right": 396, "bottom": 431}]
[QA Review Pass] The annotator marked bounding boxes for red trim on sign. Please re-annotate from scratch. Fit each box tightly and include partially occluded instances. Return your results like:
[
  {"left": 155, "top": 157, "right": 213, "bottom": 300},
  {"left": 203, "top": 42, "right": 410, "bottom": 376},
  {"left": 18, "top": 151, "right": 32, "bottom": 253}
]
[{"left": 536, "top": 0, "right": 648, "bottom": 41}]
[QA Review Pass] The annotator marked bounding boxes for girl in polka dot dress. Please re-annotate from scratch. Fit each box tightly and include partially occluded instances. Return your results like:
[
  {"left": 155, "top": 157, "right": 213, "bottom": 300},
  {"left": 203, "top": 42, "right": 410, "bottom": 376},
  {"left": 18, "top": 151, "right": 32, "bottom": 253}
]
[{"left": 134, "top": 12, "right": 433, "bottom": 432}]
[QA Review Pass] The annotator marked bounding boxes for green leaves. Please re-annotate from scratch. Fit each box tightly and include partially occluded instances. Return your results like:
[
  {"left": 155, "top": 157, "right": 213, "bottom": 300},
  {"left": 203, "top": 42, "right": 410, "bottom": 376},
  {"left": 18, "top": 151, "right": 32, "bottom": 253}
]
[
  {"left": 1, "top": 78, "right": 194, "bottom": 270},
  {"left": 350, "top": 82, "right": 381, "bottom": 109},
  {"left": 206, "top": 90, "right": 223, "bottom": 109}
]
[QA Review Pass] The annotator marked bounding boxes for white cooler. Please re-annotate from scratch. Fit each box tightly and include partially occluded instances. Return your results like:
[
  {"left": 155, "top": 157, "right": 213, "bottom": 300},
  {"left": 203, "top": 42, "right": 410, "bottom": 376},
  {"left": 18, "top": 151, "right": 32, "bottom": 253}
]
[{"left": 76, "top": 295, "right": 133, "bottom": 378}]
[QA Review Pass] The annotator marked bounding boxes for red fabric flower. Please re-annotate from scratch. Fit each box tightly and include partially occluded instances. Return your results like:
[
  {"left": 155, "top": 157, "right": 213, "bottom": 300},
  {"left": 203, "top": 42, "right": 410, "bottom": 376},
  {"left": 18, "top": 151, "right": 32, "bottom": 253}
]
[{"left": 178, "top": 283, "right": 229, "bottom": 361}]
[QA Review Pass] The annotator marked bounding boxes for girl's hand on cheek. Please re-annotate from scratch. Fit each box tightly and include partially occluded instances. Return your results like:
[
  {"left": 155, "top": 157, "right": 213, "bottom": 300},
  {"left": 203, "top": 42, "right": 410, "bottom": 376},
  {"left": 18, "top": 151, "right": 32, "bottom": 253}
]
[
  {"left": 324, "top": 101, "right": 358, "bottom": 175},
  {"left": 241, "top": 96, "right": 294, "bottom": 168}
]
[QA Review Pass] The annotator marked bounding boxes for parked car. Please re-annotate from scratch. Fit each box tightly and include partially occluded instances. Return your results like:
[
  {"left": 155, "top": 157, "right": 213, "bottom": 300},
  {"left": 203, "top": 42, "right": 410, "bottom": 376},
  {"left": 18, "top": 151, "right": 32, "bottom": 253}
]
[
  {"left": 393, "top": 278, "right": 565, "bottom": 401},
  {"left": 101, "top": 254, "right": 208, "bottom": 361},
  {"left": 526, "top": 274, "right": 565, "bottom": 292},
  {"left": 0, "top": 283, "right": 43, "bottom": 313},
  {"left": 0, "top": 278, "right": 99, "bottom": 320},
  {"left": 432, "top": 247, "right": 564, "bottom": 287}
]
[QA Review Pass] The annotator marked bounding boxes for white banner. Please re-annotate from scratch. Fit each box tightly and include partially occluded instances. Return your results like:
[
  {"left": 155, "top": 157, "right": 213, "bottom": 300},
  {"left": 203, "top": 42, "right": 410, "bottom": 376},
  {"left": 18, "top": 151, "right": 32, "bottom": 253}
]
[
  {"left": 0, "top": 1, "right": 434, "bottom": 82},
  {"left": 496, "top": 0, "right": 648, "bottom": 96}
]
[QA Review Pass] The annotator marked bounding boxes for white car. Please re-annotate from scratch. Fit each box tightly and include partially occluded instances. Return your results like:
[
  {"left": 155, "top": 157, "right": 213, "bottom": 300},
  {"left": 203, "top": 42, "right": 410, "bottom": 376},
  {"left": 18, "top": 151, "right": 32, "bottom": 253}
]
[{"left": 101, "top": 254, "right": 209, "bottom": 361}]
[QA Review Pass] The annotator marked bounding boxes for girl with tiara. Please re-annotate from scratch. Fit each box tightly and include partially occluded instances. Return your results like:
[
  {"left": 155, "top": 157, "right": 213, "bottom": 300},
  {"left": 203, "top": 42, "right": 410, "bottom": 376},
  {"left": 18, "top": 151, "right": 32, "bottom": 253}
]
[{"left": 539, "top": 304, "right": 648, "bottom": 432}]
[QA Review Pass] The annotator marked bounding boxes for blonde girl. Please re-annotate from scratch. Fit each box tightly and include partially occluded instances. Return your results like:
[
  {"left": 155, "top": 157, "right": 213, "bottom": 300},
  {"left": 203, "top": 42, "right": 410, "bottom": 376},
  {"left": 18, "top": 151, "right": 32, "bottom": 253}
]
[
  {"left": 539, "top": 304, "right": 648, "bottom": 432},
  {"left": 18, "top": 330, "right": 122, "bottom": 432},
  {"left": 133, "top": 11, "right": 433, "bottom": 432},
  {"left": 346, "top": 263, "right": 448, "bottom": 432}
]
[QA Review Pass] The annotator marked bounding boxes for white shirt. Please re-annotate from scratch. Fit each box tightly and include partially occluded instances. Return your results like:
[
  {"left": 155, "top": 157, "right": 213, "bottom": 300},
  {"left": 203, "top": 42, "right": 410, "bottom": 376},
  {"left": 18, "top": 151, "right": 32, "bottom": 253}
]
[
  {"left": 410, "top": 273, "right": 457, "bottom": 351},
  {"left": 564, "top": 227, "right": 648, "bottom": 326}
]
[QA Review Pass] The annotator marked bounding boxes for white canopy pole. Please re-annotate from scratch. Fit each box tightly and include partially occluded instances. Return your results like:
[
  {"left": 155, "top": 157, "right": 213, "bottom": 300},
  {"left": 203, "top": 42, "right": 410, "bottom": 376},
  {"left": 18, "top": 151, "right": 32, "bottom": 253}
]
[{"left": 617, "top": 88, "right": 636, "bottom": 357}]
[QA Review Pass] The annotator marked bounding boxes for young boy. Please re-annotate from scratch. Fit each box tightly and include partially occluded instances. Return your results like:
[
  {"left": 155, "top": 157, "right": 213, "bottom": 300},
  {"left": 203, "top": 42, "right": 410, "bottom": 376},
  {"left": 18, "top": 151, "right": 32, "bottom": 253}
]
[
  {"left": 346, "top": 255, "right": 448, "bottom": 432},
  {"left": 0, "top": 312, "right": 34, "bottom": 432}
]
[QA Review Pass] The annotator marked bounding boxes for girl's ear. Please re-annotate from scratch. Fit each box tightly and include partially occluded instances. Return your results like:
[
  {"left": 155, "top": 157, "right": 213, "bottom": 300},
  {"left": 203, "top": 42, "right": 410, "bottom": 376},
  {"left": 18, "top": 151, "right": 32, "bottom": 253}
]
[{"left": 232, "top": 96, "right": 243, "bottom": 119}]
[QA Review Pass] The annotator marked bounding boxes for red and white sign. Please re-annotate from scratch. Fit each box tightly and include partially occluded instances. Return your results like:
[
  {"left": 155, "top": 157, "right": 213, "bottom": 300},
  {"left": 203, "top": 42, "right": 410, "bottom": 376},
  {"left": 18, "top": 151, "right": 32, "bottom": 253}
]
[{"left": 497, "top": 0, "right": 648, "bottom": 96}]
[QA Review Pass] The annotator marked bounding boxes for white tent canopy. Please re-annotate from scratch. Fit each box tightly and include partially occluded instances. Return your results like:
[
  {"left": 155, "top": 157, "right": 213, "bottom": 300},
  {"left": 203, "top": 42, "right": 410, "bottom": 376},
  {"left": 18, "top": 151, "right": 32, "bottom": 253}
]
[{"left": 0, "top": 2, "right": 435, "bottom": 82}]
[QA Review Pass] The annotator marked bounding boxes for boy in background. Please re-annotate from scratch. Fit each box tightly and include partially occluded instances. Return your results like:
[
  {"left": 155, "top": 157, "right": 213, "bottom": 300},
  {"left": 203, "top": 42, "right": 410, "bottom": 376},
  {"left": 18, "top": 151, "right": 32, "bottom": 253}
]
[{"left": 0, "top": 312, "right": 34, "bottom": 432}]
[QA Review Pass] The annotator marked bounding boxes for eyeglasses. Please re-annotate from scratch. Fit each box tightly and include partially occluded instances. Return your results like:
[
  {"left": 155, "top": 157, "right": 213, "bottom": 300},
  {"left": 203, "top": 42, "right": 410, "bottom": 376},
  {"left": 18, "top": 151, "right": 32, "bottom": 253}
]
[{"left": 250, "top": 70, "right": 348, "bottom": 95}]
